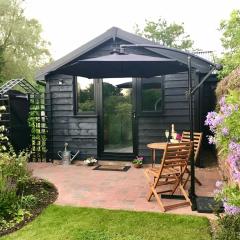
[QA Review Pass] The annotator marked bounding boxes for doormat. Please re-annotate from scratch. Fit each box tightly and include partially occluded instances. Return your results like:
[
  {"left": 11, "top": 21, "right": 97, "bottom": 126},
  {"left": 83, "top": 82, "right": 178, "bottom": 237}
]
[{"left": 93, "top": 165, "right": 131, "bottom": 172}]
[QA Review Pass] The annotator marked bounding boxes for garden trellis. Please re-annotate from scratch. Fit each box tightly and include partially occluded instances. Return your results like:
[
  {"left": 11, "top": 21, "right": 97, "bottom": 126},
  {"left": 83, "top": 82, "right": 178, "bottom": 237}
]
[{"left": 0, "top": 79, "right": 52, "bottom": 162}]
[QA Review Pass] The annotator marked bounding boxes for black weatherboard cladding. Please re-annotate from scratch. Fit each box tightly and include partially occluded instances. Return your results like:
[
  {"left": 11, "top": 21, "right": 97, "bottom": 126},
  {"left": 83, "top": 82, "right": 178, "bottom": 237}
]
[
  {"left": 45, "top": 74, "right": 97, "bottom": 160},
  {"left": 138, "top": 72, "right": 199, "bottom": 162}
]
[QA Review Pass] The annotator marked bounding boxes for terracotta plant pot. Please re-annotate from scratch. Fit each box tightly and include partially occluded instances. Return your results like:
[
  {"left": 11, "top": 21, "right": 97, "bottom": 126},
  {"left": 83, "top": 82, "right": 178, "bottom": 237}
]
[
  {"left": 87, "top": 162, "right": 95, "bottom": 166},
  {"left": 133, "top": 163, "right": 142, "bottom": 168}
]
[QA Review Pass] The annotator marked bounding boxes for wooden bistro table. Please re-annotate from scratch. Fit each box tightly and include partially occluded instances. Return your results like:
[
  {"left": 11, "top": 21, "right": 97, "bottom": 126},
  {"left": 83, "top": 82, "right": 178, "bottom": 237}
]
[{"left": 147, "top": 142, "right": 167, "bottom": 167}]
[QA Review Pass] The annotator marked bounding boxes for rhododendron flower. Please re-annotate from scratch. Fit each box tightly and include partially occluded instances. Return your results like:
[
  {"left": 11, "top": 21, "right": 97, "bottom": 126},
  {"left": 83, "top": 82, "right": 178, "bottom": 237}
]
[
  {"left": 205, "top": 111, "right": 223, "bottom": 132},
  {"left": 223, "top": 202, "right": 240, "bottom": 215},
  {"left": 219, "top": 96, "right": 225, "bottom": 107},
  {"left": 234, "top": 104, "right": 239, "bottom": 111},
  {"left": 229, "top": 142, "right": 240, "bottom": 155},
  {"left": 227, "top": 142, "right": 240, "bottom": 181},
  {"left": 207, "top": 135, "right": 216, "bottom": 145},
  {"left": 216, "top": 180, "right": 223, "bottom": 189},
  {"left": 221, "top": 127, "right": 229, "bottom": 136}
]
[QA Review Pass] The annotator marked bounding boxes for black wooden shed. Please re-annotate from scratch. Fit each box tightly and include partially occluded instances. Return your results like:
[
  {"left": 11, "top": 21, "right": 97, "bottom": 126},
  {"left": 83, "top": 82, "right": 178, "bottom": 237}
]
[{"left": 36, "top": 27, "right": 217, "bottom": 162}]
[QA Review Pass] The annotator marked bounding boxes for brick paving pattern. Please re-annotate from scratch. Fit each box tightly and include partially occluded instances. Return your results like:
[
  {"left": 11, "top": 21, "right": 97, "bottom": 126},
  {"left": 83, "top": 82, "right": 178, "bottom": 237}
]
[{"left": 29, "top": 162, "right": 221, "bottom": 217}]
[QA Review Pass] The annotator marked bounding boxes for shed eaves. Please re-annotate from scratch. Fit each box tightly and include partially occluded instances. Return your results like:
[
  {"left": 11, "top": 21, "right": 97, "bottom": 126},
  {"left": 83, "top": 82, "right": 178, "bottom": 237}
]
[{"left": 36, "top": 27, "right": 214, "bottom": 81}]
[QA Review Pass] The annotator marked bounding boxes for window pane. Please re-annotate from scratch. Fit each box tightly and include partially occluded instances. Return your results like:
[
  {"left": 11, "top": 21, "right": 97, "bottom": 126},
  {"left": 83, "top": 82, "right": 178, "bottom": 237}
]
[
  {"left": 77, "top": 77, "right": 95, "bottom": 112},
  {"left": 141, "top": 78, "right": 162, "bottom": 112}
]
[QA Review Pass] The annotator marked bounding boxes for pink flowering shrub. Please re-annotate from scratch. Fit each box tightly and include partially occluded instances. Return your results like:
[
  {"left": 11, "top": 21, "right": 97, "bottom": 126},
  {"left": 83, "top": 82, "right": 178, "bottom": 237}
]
[
  {"left": 205, "top": 90, "right": 240, "bottom": 214},
  {"left": 205, "top": 90, "right": 240, "bottom": 180},
  {"left": 215, "top": 181, "right": 240, "bottom": 215}
]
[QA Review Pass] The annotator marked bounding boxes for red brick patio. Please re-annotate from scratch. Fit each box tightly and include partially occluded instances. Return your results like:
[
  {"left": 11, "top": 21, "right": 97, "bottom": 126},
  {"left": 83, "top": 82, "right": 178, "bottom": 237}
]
[{"left": 29, "top": 162, "right": 221, "bottom": 218}]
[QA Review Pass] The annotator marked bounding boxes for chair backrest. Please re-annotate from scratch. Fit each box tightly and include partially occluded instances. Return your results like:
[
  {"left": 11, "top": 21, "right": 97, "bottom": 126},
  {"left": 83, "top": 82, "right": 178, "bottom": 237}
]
[
  {"left": 181, "top": 131, "right": 203, "bottom": 162},
  {"left": 159, "top": 142, "right": 193, "bottom": 173}
]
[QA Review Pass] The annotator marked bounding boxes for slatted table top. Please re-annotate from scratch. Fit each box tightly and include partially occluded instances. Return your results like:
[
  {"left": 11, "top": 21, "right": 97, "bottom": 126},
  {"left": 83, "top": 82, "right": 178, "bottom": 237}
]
[{"left": 147, "top": 142, "right": 167, "bottom": 150}]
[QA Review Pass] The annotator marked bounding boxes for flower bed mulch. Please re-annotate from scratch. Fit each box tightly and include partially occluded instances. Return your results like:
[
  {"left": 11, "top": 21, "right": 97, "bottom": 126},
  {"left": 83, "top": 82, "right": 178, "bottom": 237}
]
[{"left": 0, "top": 178, "right": 58, "bottom": 237}]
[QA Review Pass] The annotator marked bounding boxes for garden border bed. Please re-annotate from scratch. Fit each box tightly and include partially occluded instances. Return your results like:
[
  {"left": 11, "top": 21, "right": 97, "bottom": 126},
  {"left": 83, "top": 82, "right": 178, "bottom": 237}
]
[{"left": 0, "top": 178, "right": 58, "bottom": 237}]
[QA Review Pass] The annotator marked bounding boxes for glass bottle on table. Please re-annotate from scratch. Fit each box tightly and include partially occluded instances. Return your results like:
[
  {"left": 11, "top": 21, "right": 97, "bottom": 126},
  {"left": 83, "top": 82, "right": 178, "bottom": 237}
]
[
  {"left": 171, "top": 124, "right": 175, "bottom": 137},
  {"left": 165, "top": 130, "right": 169, "bottom": 142}
]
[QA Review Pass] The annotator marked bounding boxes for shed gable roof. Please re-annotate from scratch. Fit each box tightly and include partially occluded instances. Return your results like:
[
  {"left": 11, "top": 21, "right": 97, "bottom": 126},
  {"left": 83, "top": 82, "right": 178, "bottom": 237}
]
[{"left": 36, "top": 27, "right": 214, "bottom": 80}]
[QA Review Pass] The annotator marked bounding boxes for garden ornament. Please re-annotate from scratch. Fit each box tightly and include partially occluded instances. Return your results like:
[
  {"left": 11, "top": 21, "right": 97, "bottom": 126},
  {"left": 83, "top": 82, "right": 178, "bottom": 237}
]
[{"left": 58, "top": 143, "right": 79, "bottom": 165}]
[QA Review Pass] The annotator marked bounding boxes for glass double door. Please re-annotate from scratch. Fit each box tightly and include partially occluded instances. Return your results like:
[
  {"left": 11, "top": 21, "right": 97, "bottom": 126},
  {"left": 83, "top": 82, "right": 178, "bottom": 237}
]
[{"left": 100, "top": 78, "right": 135, "bottom": 157}]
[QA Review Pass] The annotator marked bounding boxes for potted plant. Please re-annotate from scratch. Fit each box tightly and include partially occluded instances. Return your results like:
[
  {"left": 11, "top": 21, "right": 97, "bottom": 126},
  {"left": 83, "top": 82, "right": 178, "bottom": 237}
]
[
  {"left": 84, "top": 156, "right": 97, "bottom": 166},
  {"left": 170, "top": 132, "right": 182, "bottom": 143},
  {"left": 132, "top": 156, "right": 143, "bottom": 168}
]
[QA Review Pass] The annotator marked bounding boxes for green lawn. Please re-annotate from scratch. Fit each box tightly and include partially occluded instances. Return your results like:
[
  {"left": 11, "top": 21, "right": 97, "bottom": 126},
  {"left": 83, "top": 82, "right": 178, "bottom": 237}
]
[{"left": 2, "top": 205, "right": 211, "bottom": 240}]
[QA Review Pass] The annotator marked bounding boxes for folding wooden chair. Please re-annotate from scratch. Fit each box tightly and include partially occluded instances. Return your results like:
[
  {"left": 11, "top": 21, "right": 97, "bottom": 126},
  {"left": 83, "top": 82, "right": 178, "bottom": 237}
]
[
  {"left": 181, "top": 131, "right": 203, "bottom": 186},
  {"left": 144, "top": 142, "right": 193, "bottom": 212}
]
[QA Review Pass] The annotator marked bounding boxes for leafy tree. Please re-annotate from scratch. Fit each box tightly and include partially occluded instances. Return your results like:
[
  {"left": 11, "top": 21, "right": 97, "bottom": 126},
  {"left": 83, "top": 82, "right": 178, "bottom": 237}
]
[
  {"left": 115, "top": 102, "right": 132, "bottom": 142},
  {"left": 103, "top": 82, "right": 122, "bottom": 98},
  {"left": 0, "top": 0, "right": 52, "bottom": 84},
  {"left": 218, "top": 9, "right": 240, "bottom": 79},
  {"left": 79, "top": 83, "right": 94, "bottom": 101},
  {"left": 0, "top": 47, "right": 4, "bottom": 82},
  {"left": 142, "top": 89, "right": 162, "bottom": 111},
  {"left": 135, "top": 18, "right": 194, "bottom": 50}
]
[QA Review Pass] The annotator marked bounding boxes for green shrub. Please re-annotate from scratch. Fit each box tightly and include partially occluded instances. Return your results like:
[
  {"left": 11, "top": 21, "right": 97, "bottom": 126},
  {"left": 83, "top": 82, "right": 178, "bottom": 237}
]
[
  {"left": 0, "top": 190, "right": 19, "bottom": 220},
  {"left": 0, "top": 106, "right": 32, "bottom": 230},
  {"left": 20, "top": 194, "right": 37, "bottom": 209},
  {"left": 215, "top": 214, "right": 240, "bottom": 240},
  {"left": 0, "top": 150, "right": 31, "bottom": 229}
]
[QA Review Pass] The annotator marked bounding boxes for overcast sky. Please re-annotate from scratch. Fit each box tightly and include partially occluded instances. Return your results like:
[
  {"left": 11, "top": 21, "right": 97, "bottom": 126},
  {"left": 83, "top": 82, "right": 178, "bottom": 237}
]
[{"left": 24, "top": 0, "right": 239, "bottom": 60}]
